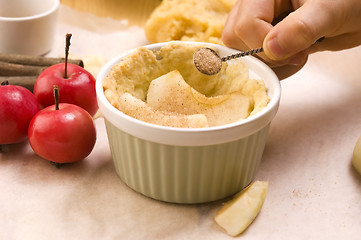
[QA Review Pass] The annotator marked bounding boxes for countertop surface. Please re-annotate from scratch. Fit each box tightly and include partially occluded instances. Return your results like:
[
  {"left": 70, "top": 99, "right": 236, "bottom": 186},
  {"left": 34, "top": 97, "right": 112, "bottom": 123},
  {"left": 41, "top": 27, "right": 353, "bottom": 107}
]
[{"left": 1, "top": 5, "right": 361, "bottom": 240}]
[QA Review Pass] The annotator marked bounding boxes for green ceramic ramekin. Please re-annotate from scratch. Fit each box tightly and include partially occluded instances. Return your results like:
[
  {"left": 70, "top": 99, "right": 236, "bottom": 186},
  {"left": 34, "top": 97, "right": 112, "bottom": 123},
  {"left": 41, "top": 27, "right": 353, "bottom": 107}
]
[{"left": 96, "top": 41, "right": 281, "bottom": 204}]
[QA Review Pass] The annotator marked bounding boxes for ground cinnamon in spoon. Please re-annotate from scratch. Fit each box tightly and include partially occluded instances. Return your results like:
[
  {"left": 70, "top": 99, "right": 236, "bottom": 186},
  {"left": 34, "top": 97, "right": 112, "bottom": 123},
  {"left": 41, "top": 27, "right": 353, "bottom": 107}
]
[
  {"left": 194, "top": 47, "right": 265, "bottom": 75},
  {"left": 193, "top": 47, "right": 222, "bottom": 75}
]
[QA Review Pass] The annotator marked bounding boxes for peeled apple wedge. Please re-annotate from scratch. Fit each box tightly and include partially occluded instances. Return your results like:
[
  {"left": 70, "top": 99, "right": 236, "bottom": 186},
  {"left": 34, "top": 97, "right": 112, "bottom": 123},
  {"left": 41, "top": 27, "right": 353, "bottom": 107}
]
[
  {"left": 352, "top": 135, "right": 361, "bottom": 175},
  {"left": 215, "top": 181, "right": 268, "bottom": 237},
  {"left": 147, "top": 70, "right": 251, "bottom": 127},
  {"left": 118, "top": 92, "right": 208, "bottom": 128}
]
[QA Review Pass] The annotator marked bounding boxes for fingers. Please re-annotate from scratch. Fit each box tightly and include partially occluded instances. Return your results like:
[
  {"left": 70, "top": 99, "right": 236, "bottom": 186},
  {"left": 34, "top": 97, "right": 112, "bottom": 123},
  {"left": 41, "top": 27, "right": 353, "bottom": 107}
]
[
  {"left": 222, "top": 0, "right": 361, "bottom": 79},
  {"left": 253, "top": 53, "right": 308, "bottom": 80},
  {"left": 222, "top": 0, "right": 300, "bottom": 67},
  {"left": 272, "top": 62, "right": 307, "bottom": 80},
  {"left": 221, "top": 1, "right": 247, "bottom": 50},
  {"left": 222, "top": 0, "right": 275, "bottom": 50},
  {"left": 309, "top": 31, "right": 361, "bottom": 53},
  {"left": 263, "top": 1, "right": 334, "bottom": 61}
]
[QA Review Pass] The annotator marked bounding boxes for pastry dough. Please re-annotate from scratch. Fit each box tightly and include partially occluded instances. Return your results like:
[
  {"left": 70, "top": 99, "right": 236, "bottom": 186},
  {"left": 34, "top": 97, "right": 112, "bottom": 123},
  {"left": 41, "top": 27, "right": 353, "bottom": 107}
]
[
  {"left": 145, "top": 0, "right": 237, "bottom": 44},
  {"left": 103, "top": 42, "right": 269, "bottom": 128}
]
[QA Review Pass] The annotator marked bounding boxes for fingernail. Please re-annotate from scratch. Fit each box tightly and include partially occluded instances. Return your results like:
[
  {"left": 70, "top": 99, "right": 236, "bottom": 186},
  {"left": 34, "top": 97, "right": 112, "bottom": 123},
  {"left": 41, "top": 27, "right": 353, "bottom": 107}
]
[{"left": 266, "top": 37, "right": 288, "bottom": 60}]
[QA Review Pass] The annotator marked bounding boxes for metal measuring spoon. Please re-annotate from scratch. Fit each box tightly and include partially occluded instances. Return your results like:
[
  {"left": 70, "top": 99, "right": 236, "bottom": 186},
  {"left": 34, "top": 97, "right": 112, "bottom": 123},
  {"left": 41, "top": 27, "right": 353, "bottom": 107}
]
[{"left": 193, "top": 47, "right": 263, "bottom": 75}]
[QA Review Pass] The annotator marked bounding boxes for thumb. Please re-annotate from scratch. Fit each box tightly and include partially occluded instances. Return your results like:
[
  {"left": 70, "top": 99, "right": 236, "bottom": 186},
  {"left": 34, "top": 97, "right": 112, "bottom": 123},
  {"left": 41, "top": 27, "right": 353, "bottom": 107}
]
[{"left": 263, "top": 1, "right": 332, "bottom": 61}]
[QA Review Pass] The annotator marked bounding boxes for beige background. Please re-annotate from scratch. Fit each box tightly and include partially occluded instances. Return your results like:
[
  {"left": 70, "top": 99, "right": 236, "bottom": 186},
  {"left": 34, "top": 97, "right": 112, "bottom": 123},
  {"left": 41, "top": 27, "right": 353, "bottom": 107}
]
[{"left": 1, "top": 4, "right": 361, "bottom": 240}]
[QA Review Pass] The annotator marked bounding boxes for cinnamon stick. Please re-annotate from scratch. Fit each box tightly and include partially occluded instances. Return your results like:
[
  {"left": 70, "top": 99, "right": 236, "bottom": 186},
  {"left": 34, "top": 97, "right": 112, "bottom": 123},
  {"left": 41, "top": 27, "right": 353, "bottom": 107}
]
[
  {"left": 0, "top": 53, "right": 84, "bottom": 67},
  {"left": 0, "top": 61, "right": 47, "bottom": 76},
  {"left": 0, "top": 76, "right": 37, "bottom": 92}
]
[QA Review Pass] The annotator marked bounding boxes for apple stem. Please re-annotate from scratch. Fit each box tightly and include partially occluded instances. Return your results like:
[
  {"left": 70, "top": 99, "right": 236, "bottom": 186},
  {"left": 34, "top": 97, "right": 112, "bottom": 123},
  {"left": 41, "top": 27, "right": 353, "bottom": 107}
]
[
  {"left": 64, "top": 33, "right": 72, "bottom": 79},
  {"left": 1, "top": 80, "right": 9, "bottom": 86},
  {"left": 51, "top": 161, "right": 64, "bottom": 168},
  {"left": 53, "top": 85, "right": 59, "bottom": 110}
]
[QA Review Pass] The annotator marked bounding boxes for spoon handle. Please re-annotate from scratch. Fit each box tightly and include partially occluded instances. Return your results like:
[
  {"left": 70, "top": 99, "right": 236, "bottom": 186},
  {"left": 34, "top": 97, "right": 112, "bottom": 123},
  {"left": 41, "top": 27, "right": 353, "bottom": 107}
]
[
  {"left": 221, "top": 48, "right": 263, "bottom": 62},
  {"left": 220, "top": 37, "right": 326, "bottom": 62}
]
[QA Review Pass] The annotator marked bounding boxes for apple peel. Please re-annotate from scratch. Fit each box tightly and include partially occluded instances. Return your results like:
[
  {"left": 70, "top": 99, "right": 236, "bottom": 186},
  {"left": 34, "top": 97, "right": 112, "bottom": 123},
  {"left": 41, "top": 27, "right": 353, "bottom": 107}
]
[{"left": 214, "top": 181, "right": 268, "bottom": 237}]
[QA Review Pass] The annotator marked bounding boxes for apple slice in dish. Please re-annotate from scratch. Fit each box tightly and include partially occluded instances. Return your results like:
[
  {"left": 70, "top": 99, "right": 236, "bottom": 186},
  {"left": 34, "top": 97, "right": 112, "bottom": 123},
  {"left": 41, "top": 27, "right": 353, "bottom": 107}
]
[
  {"left": 146, "top": 70, "right": 251, "bottom": 127},
  {"left": 214, "top": 181, "right": 268, "bottom": 236},
  {"left": 118, "top": 92, "right": 208, "bottom": 128},
  {"left": 353, "top": 136, "right": 361, "bottom": 175}
]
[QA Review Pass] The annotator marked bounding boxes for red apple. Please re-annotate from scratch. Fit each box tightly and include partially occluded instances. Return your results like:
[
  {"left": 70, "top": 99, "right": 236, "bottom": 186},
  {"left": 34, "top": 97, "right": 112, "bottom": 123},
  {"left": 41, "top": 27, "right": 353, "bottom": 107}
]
[
  {"left": 28, "top": 103, "right": 96, "bottom": 163},
  {"left": 33, "top": 63, "right": 98, "bottom": 116},
  {"left": 0, "top": 82, "right": 40, "bottom": 144}
]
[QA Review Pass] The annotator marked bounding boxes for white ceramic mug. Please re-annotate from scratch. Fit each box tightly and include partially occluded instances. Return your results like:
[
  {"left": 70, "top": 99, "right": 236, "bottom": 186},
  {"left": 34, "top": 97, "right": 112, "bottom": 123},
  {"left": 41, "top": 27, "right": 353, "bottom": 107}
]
[{"left": 0, "top": 0, "right": 60, "bottom": 55}]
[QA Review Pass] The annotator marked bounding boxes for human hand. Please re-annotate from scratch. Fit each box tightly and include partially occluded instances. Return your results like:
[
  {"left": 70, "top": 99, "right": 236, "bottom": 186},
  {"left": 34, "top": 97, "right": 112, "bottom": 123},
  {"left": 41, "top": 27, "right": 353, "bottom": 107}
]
[{"left": 222, "top": 0, "right": 361, "bottom": 78}]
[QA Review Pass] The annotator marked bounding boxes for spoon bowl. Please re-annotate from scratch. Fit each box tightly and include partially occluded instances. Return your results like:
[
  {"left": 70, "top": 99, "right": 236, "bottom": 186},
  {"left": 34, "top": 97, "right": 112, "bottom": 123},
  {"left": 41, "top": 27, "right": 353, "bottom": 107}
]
[{"left": 193, "top": 47, "right": 264, "bottom": 75}]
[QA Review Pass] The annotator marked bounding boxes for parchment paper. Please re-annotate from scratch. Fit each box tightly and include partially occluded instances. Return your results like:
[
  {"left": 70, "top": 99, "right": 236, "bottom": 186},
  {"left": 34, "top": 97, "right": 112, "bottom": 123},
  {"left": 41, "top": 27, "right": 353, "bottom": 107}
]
[{"left": 1, "top": 5, "right": 361, "bottom": 240}]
